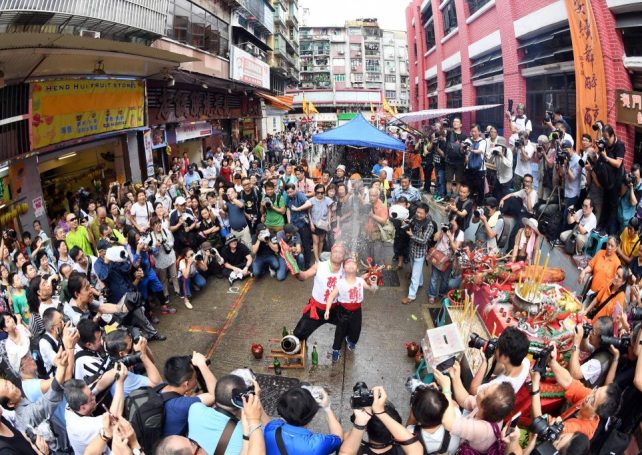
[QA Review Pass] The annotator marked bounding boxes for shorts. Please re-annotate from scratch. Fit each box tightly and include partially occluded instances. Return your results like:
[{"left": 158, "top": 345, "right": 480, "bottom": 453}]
[{"left": 445, "top": 163, "right": 465, "bottom": 183}]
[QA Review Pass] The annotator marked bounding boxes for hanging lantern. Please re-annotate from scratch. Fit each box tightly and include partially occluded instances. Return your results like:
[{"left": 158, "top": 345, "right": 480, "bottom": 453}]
[
  {"left": 380, "top": 118, "right": 385, "bottom": 125},
  {"left": 370, "top": 115, "right": 375, "bottom": 121}
]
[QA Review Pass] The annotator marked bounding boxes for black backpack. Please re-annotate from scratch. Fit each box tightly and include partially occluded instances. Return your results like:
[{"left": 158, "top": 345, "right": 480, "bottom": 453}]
[
  {"left": 414, "top": 425, "right": 450, "bottom": 455},
  {"left": 123, "top": 383, "right": 180, "bottom": 454}
]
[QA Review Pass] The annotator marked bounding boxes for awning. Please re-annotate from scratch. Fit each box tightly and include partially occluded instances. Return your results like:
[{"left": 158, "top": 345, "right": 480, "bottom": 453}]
[
  {"left": 312, "top": 114, "right": 406, "bottom": 150},
  {"left": 392, "top": 104, "right": 502, "bottom": 123},
  {"left": 0, "top": 33, "right": 196, "bottom": 84},
  {"left": 256, "top": 91, "right": 293, "bottom": 111}
]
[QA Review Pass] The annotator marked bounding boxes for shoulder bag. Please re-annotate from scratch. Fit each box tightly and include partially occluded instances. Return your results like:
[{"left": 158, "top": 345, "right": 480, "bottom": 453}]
[{"left": 426, "top": 247, "right": 451, "bottom": 273}]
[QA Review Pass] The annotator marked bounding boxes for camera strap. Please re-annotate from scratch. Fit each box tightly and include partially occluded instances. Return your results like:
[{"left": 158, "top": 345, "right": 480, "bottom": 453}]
[
  {"left": 275, "top": 426, "right": 290, "bottom": 455},
  {"left": 587, "top": 285, "right": 625, "bottom": 319},
  {"left": 213, "top": 407, "right": 240, "bottom": 455}
]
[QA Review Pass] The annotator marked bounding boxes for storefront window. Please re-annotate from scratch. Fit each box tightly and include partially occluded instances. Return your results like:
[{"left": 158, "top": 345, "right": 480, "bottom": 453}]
[
  {"left": 166, "top": 0, "right": 229, "bottom": 57},
  {"left": 526, "top": 72, "right": 576, "bottom": 139},
  {"left": 475, "top": 83, "right": 504, "bottom": 134}
]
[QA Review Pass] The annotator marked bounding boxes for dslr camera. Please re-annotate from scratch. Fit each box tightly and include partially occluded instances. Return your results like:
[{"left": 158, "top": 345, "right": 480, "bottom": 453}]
[
  {"left": 596, "top": 138, "right": 607, "bottom": 152},
  {"left": 264, "top": 198, "right": 273, "bottom": 209},
  {"left": 350, "top": 382, "right": 375, "bottom": 409},
  {"left": 468, "top": 333, "right": 497, "bottom": 358},
  {"left": 530, "top": 415, "right": 564, "bottom": 455},
  {"left": 259, "top": 229, "right": 271, "bottom": 242},
  {"left": 139, "top": 235, "right": 153, "bottom": 247},
  {"left": 514, "top": 138, "right": 524, "bottom": 148},
  {"left": 580, "top": 322, "right": 592, "bottom": 338},
  {"left": 543, "top": 110, "right": 554, "bottom": 123},
  {"left": 440, "top": 223, "right": 449, "bottom": 233},
  {"left": 601, "top": 334, "right": 631, "bottom": 351},
  {"left": 624, "top": 172, "right": 635, "bottom": 186},
  {"left": 592, "top": 120, "right": 604, "bottom": 131},
  {"left": 528, "top": 345, "right": 553, "bottom": 375}
]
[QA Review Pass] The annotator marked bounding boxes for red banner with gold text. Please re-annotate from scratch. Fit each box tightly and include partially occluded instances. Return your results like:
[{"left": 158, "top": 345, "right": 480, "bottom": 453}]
[{"left": 564, "top": 0, "right": 607, "bottom": 144}]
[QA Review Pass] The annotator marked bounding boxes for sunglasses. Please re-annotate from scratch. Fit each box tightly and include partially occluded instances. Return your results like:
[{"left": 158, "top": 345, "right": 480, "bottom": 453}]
[
  {"left": 316, "top": 191, "right": 325, "bottom": 195},
  {"left": 68, "top": 217, "right": 77, "bottom": 222}
]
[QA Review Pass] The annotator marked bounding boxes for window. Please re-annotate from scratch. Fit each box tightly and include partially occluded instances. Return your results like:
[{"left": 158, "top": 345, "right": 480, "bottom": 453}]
[
  {"left": 348, "top": 27, "right": 361, "bottom": 35},
  {"left": 166, "top": 0, "right": 229, "bottom": 57},
  {"left": 351, "top": 59, "right": 361, "bottom": 69},
  {"left": 385, "top": 74, "right": 396, "bottom": 83},
  {"left": 385, "top": 61, "right": 396, "bottom": 73},
  {"left": 353, "top": 73, "right": 364, "bottom": 82},
  {"left": 332, "top": 58, "right": 346, "bottom": 67},
  {"left": 526, "top": 72, "right": 576, "bottom": 139},
  {"left": 518, "top": 26, "right": 573, "bottom": 69},
  {"left": 444, "top": 66, "right": 461, "bottom": 88},
  {"left": 442, "top": 0, "right": 458, "bottom": 37},
  {"left": 350, "top": 44, "right": 361, "bottom": 51},
  {"left": 621, "top": 26, "right": 642, "bottom": 57},
  {"left": 335, "top": 74, "right": 345, "bottom": 82},
  {"left": 470, "top": 50, "right": 503, "bottom": 81},
  {"left": 424, "top": 19, "right": 436, "bottom": 50},
  {"left": 475, "top": 83, "right": 504, "bottom": 134},
  {"left": 366, "top": 59, "right": 380, "bottom": 72},
  {"left": 425, "top": 77, "right": 437, "bottom": 94},
  {"left": 466, "top": 0, "right": 491, "bottom": 16},
  {"left": 386, "top": 90, "right": 396, "bottom": 100},
  {"left": 446, "top": 90, "right": 462, "bottom": 108},
  {"left": 428, "top": 95, "right": 438, "bottom": 109}
]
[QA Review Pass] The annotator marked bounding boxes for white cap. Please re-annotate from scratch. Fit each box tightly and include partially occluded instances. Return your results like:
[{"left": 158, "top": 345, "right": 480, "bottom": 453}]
[{"left": 174, "top": 196, "right": 186, "bottom": 206}]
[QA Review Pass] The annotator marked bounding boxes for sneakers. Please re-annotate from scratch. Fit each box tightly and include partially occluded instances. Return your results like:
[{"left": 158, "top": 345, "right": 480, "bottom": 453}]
[
  {"left": 433, "top": 195, "right": 444, "bottom": 203},
  {"left": 149, "top": 333, "right": 167, "bottom": 341},
  {"left": 401, "top": 297, "right": 415, "bottom": 305},
  {"left": 184, "top": 300, "right": 193, "bottom": 309},
  {"left": 160, "top": 305, "right": 177, "bottom": 315},
  {"left": 552, "top": 239, "right": 564, "bottom": 248},
  {"left": 229, "top": 271, "right": 239, "bottom": 286},
  {"left": 332, "top": 350, "right": 341, "bottom": 363},
  {"left": 346, "top": 338, "right": 357, "bottom": 351},
  {"left": 269, "top": 267, "right": 276, "bottom": 278}
]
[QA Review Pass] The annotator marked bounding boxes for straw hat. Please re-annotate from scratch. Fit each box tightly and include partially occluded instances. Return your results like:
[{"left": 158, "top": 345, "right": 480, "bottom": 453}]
[{"left": 521, "top": 217, "right": 540, "bottom": 235}]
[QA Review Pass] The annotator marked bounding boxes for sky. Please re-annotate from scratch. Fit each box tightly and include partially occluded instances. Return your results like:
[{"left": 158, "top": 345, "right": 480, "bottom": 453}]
[{"left": 299, "top": 0, "right": 407, "bottom": 31}]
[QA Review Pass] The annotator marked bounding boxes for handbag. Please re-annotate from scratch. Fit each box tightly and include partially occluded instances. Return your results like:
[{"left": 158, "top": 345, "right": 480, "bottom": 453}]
[
  {"left": 374, "top": 219, "right": 396, "bottom": 243},
  {"left": 315, "top": 218, "right": 330, "bottom": 232},
  {"left": 586, "top": 286, "right": 625, "bottom": 319},
  {"left": 426, "top": 247, "right": 451, "bottom": 272}
]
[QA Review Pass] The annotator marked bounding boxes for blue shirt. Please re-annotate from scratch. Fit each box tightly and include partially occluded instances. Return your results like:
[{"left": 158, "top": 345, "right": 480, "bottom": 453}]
[
  {"left": 285, "top": 191, "right": 310, "bottom": 229},
  {"left": 226, "top": 201, "right": 248, "bottom": 231},
  {"left": 618, "top": 182, "right": 642, "bottom": 225},
  {"left": 564, "top": 154, "right": 582, "bottom": 199},
  {"left": 264, "top": 420, "right": 342, "bottom": 455},
  {"left": 188, "top": 403, "right": 243, "bottom": 455},
  {"left": 371, "top": 163, "right": 382, "bottom": 177},
  {"left": 22, "top": 379, "right": 44, "bottom": 402},
  {"left": 110, "top": 372, "right": 150, "bottom": 398},
  {"left": 94, "top": 258, "right": 134, "bottom": 304},
  {"left": 163, "top": 395, "right": 200, "bottom": 436},
  {"left": 184, "top": 171, "right": 200, "bottom": 188},
  {"left": 392, "top": 185, "right": 421, "bottom": 203}
]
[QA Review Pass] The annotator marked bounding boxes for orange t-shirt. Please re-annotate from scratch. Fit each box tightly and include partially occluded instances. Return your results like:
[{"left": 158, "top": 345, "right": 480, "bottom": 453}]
[
  {"left": 365, "top": 202, "right": 389, "bottom": 236},
  {"left": 560, "top": 380, "right": 599, "bottom": 439},
  {"left": 591, "top": 284, "right": 626, "bottom": 323},
  {"left": 588, "top": 250, "right": 621, "bottom": 292},
  {"left": 310, "top": 168, "right": 322, "bottom": 182}
]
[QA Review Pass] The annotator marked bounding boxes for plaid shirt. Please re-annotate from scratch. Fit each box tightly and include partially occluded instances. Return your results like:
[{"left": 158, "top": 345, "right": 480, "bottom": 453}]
[{"left": 409, "top": 218, "right": 435, "bottom": 259}]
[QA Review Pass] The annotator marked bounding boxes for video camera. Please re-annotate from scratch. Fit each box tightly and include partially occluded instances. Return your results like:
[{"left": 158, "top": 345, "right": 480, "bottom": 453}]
[
  {"left": 468, "top": 333, "right": 497, "bottom": 359},
  {"left": 530, "top": 415, "right": 564, "bottom": 455},
  {"left": 350, "top": 381, "right": 375, "bottom": 408}
]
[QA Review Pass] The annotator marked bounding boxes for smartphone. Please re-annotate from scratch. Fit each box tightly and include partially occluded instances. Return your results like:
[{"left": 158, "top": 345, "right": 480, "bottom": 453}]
[
  {"left": 508, "top": 411, "right": 521, "bottom": 430},
  {"left": 101, "top": 404, "right": 117, "bottom": 423}
]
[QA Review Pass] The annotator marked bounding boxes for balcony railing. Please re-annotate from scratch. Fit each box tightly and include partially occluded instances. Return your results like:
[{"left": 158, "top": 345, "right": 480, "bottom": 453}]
[{"left": 0, "top": 0, "right": 168, "bottom": 36}]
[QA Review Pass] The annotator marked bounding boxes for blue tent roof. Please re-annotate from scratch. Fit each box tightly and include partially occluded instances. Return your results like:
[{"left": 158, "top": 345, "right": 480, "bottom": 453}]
[{"left": 311, "top": 114, "right": 406, "bottom": 151}]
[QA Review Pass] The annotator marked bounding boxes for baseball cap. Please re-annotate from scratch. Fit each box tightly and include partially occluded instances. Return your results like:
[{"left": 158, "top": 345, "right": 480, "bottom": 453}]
[
  {"left": 284, "top": 224, "right": 298, "bottom": 234},
  {"left": 484, "top": 197, "right": 498, "bottom": 208},
  {"left": 225, "top": 235, "right": 238, "bottom": 245},
  {"left": 175, "top": 196, "right": 186, "bottom": 206},
  {"left": 561, "top": 140, "right": 573, "bottom": 149},
  {"left": 336, "top": 165, "right": 346, "bottom": 172}
]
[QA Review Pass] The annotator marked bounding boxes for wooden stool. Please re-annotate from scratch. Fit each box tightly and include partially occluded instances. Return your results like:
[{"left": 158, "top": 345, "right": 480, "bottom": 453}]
[{"left": 267, "top": 338, "right": 306, "bottom": 369}]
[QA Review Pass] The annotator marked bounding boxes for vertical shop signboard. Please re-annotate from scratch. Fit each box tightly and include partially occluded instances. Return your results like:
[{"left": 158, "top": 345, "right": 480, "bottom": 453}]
[
  {"left": 143, "top": 129, "right": 155, "bottom": 178},
  {"left": 564, "top": 0, "right": 607, "bottom": 145},
  {"left": 30, "top": 79, "right": 146, "bottom": 149},
  {"left": 616, "top": 90, "right": 642, "bottom": 127}
]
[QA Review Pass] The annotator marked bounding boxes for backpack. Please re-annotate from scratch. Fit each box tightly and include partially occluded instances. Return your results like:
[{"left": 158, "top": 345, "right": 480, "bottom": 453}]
[
  {"left": 123, "top": 383, "right": 180, "bottom": 454},
  {"left": 414, "top": 425, "right": 450, "bottom": 455},
  {"left": 456, "top": 422, "right": 505, "bottom": 455},
  {"left": 495, "top": 215, "right": 510, "bottom": 250},
  {"left": 467, "top": 141, "right": 483, "bottom": 171}
]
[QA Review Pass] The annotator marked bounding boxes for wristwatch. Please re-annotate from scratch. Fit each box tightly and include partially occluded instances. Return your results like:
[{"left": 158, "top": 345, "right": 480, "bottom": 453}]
[
  {"left": 132, "top": 448, "right": 142, "bottom": 455},
  {"left": 571, "top": 345, "right": 578, "bottom": 352}
]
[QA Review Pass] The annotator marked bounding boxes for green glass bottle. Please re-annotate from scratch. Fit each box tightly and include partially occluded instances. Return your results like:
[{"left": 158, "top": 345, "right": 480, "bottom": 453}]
[
  {"left": 311, "top": 343, "right": 319, "bottom": 366},
  {"left": 273, "top": 357, "right": 282, "bottom": 375},
  {"left": 282, "top": 326, "right": 289, "bottom": 337}
]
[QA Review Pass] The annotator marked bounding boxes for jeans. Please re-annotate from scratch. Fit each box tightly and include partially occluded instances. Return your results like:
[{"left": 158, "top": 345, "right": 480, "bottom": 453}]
[
  {"left": 428, "top": 265, "right": 451, "bottom": 299},
  {"left": 435, "top": 168, "right": 446, "bottom": 196},
  {"left": 179, "top": 273, "right": 206, "bottom": 298},
  {"left": 252, "top": 254, "right": 287, "bottom": 281},
  {"left": 407, "top": 256, "right": 425, "bottom": 300}
]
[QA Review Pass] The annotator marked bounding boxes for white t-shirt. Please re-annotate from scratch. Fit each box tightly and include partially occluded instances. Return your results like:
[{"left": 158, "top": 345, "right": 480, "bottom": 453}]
[
  {"left": 514, "top": 143, "right": 535, "bottom": 177},
  {"left": 408, "top": 408, "right": 462, "bottom": 454},
  {"left": 65, "top": 409, "right": 110, "bottom": 455},
  {"left": 572, "top": 210, "right": 597, "bottom": 234},
  {"left": 513, "top": 189, "right": 538, "bottom": 212},
  {"left": 477, "top": 357, "right": 530, "bottom": 394},
  {"left": 336, "top": 277, "right": 365, "bottom": 304},
  {"left": 5, "top": 325, "right": 30, "bottom": 373},
  {"left": 436, "top": 230, "right": 465, "bottom": 255},
  {"left": 130, "top": 202, "right": 154, "bottom": 230}
]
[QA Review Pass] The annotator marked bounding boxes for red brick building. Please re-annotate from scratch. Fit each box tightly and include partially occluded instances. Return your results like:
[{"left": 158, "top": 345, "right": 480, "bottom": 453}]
[{"left": 405, "top": 0, "right": 642, "bottom": 166}]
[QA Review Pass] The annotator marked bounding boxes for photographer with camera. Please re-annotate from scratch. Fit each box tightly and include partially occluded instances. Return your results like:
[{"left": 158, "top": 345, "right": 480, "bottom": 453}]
[
  {"left": 262, "top": 181, "right": 287, "bottom": 235},
  {"left": 617, "top": 163, "right": 642, "bottom": 233},
  {"left": 340, "top": 386, "right": 423, "bottom": 455},
  {"left": 264, "top": 386, "right": 343, "bottom": 455},
  {"left": 221, "top": 235, "right": 253, "bottom": 286},
  {"left": 149, "top": 216, "right": 181, "bottom": 303},
  {"left": 462, "top": 124, "right": 488, "bottom": 205},
  {"left": 558, "top": 198, "right": 597, "bottom": 255},
  {"left": 474, "top": 197, "right": 505, "bottom": 253},
  {"left": 169, "top": 196, "right": 200, "bottom": 254},
  {"left": 427, "top": 213, "right": 463, "bottom": 305},
  {"left": 251, "top": 223, "right": 286, "bottom": 281},
  {"left": 547, "top": 343, "right": 621, "bottom": 438},
  {"left": 188, "top": 374, "right": 268, "bottom": 455},
  {"left": 487, "top": 136, "right": 513, "bottom": 200},
  {"left": 433, "top": 363, "right": 514, "bottom": 453},
  {"left": 597, "top": 124, "right": 626, "bottom": 234},
  {"left": 443, "top": 118, "right": 466, "bottom": 202},
  {"left": 468, "top": 327, "right": 531, "bottom": 397},
  {"left": 103, "top": 328, "right": 162, "bottom": 396},
  {"left": 512, "top": 131, "right": 536, "bottom": 193},
  {"left": 506, "top": 102, "right": 532, "bottom": 136}
]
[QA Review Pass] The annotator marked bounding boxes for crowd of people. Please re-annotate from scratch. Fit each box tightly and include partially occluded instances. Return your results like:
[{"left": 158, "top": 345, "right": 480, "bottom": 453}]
[{"left": 0, "top": 108, "right": 640, "bottom": 455}]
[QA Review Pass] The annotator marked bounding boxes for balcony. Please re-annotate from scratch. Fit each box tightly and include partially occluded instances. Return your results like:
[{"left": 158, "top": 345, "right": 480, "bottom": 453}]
[
  {"left": 236, "top": 0, "right": 274, "bottom": 34},
  {"left": 286, "top": 7, "right": 298, "bottom": 26},
  {"left": 313, "top": 65, "right": 330, "bottom": 72},
  {"left": 0, "top": 0, "right": 169, "bottom": 39},
  {"left": 274, "top": 5, "right": 286, "bottom": 26}
]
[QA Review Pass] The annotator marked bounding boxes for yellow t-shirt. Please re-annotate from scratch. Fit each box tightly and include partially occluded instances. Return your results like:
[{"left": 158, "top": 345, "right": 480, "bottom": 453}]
[{"left": 620, "top": 228, "right": 640, "bottom": 258}]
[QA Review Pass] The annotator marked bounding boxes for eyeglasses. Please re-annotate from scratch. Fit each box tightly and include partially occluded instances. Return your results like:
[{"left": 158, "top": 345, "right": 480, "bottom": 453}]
[
  {"left": 68, "top": 217, "right": 77, "bottom": 222},
  {"left": 316, "top": 191, "right": 325, "bottom": 195},
  {"left": 523, "top": 180, "right": 533, "bottom": 184}
]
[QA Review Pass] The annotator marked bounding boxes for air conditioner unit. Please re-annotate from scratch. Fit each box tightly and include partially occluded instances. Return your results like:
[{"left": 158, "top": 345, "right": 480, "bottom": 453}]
[
  {"left": 356, "top": 52, "right": 361, "bottom": 57},
  {"left": 80, "top": 29, "right": 101, "bottom": 39},
  {"left": 338, "top": 50, "right": 344, "bottom": 55}
]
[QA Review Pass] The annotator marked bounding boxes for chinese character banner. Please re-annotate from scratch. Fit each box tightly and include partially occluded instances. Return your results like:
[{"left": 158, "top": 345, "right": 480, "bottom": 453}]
[{"left": 30, "top": 79, "right": 146, "bottom": 149}]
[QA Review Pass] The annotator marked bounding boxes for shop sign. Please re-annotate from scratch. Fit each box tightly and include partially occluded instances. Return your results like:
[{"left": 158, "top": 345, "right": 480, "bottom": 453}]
[
  {"left": 151, "top": 126, "right": 168, "bottom": 149},
  {"left": 143, "top": 129, "right": 155, "bottom": 178},
  {"left": 175, "top": 121, "right": 213, "bottom": 142},
  {"left": 230, "top": 45, "right": 270, "bottom": 90},
  {"left": 616, "top": 90, "right": 642, "bottom": 127},
  {"left": 147, "top": 83, "right": 261, "bottom": 125},
  {"left": 32, "top": 196, "right": 45, "bottom": 218},
  {"left": 30, "top": 79, "right": 145, "bottom": 149}
]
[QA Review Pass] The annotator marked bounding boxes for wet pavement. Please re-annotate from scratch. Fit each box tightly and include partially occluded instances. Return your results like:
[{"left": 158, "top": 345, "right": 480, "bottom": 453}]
[{"left": 149, "top": 194, "right": 582, "bottom": 430}]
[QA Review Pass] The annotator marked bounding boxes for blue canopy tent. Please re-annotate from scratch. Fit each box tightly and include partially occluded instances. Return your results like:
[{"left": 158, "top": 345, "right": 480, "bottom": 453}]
[{"left": 312, "top": 114, "right": 406, "bottom": 151}]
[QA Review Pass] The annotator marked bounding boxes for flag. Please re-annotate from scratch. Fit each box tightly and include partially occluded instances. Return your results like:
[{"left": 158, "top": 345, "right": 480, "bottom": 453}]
[
  {"left": 392, "top": 101, "right": 399, "bottom": 116},
  {"left": 302, "top": 95, "right": 309, "bottom": 118},
  {"left": 370, "top": 102, "right": 375, "bottom": 115},
  {"left": 382, "top": 96, "right": 395, "bottom": 117},
  {"left": 308, "top": 101, "right": 319, "bottom": 114}
]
